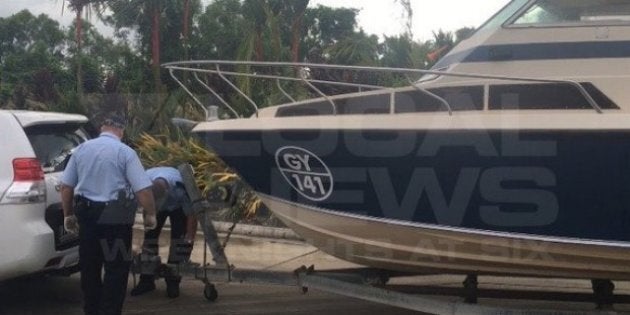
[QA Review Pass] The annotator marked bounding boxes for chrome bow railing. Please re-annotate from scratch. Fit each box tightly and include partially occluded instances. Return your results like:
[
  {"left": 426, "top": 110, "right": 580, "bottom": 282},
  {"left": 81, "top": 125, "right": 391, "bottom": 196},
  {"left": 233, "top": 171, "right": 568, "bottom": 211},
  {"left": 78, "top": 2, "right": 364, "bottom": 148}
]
[{"left": 162, "top": 60, "right": 603, "bottom": 120}]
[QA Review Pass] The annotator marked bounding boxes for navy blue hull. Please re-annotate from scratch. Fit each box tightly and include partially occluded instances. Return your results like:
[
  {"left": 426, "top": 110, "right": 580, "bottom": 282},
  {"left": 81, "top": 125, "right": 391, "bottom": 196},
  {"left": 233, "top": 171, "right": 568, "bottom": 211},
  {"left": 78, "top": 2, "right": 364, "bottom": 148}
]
[{"left": 198, "top": 129, "right": 630, "bottom": 243}]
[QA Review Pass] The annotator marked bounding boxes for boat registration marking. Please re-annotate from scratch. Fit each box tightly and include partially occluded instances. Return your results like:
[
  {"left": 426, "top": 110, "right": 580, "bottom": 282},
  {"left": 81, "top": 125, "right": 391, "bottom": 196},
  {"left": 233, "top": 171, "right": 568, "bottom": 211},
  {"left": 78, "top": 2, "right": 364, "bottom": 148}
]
[{"left": 275, "top": 146, "right": 334, "bottom": 201}]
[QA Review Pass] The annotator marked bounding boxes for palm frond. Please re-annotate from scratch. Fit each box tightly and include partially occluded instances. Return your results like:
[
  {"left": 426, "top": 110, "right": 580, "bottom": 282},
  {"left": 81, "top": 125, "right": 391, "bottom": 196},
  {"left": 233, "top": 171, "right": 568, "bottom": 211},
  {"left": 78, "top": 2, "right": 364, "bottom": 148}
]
[{"left": 135, "top": 133, "right": 262, "bottom": 221}]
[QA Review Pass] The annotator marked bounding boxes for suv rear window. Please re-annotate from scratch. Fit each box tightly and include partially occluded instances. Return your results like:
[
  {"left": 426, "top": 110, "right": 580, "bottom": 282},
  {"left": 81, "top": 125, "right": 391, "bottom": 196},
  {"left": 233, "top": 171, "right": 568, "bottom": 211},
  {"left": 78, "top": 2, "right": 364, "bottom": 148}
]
[{"left": 24, "top": 124, "right": 88, "bottom": 173}]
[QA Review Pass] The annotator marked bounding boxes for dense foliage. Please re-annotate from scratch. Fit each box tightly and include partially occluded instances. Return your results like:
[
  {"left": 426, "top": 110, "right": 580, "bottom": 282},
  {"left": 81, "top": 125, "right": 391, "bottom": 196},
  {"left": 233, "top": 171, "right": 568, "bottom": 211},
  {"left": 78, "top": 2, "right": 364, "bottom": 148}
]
[
  {"left": 0, "top": 1, "right": 475, "bottom": 222},
  {"left": 1, "top": 1, "right": 474, "bottom": 132}
]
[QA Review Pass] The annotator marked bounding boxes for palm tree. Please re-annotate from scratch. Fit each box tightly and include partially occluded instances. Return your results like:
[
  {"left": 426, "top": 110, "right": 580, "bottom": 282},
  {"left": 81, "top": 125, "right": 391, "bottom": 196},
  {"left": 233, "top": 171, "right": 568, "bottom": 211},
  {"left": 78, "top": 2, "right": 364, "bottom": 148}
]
[
  {"left": 182, "top": 0, "right": 191, "bottom": 60},
  {"left": 242, "top": 0, "right": 268, "bottom": 61},
  {"left": 150, "top": 1, "right": 162, "bottom": 94},
  {"left": 326, "top": 32, "right": 379, "bottom": 66},
  {"left": 426, "top": 30, "right": 454, "bottom": 64},
  {"left": 63, "top": 0, "right": 105, "bottom": 106},
  {"left": 104, "top": 0, "right": 167, "bottom": 95},
  {"left": 286, "top": 0, "right": 309, "bottom": 63},
  {"left": 394, "top": 0, "right": 413, "bottom": 39}
]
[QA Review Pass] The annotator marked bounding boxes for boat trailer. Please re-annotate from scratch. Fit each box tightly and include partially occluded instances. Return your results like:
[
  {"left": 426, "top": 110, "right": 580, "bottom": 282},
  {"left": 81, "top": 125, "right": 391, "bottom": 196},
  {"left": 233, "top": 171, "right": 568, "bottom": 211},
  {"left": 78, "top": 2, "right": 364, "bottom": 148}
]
[{"left": 132, "top": 164, "right": 630, "bottom": 315}]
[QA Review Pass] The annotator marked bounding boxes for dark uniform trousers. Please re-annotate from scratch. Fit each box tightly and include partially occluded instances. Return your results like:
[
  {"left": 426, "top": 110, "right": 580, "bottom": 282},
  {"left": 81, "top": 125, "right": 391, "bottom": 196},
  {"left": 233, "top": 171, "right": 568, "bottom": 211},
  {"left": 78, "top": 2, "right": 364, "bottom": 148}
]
[
  {"left": 139, "top": 207, "right": 192, "bottom": 283},
  {"left": 76, "top": 197, "right": 133, "bottom": 315}
]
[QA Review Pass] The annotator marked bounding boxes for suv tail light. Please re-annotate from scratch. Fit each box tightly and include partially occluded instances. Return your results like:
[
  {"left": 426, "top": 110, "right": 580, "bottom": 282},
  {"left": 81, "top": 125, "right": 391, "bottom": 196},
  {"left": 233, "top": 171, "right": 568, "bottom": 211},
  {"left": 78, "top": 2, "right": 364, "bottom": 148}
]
[
  {"left": 0, "top": 158, "right": 46, "bottom": 204},
  {"left": 13, "top": 158, "right": 45, "bottom": 181}
]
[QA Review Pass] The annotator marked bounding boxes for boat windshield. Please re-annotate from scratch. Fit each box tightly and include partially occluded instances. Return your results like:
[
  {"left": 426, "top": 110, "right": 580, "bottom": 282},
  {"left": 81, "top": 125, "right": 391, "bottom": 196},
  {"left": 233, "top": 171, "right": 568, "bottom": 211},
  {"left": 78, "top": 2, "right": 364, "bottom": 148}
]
[
  {"left": 511, "top": 0, "right": 630, "bottom": 26},
  {"left": 477, "top": 0, "right": 530, "bottom": 33}
]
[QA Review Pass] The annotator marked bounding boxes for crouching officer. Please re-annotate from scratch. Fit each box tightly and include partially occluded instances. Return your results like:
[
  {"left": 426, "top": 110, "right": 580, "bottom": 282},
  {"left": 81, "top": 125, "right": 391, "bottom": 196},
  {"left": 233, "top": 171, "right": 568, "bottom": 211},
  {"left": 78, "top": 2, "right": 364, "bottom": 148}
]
[
  {"left": 60, "top": 113, "right": 158, "bottom": 315},
  {"left": 131, "top": 166, "right": 195, "bottom": 298}
]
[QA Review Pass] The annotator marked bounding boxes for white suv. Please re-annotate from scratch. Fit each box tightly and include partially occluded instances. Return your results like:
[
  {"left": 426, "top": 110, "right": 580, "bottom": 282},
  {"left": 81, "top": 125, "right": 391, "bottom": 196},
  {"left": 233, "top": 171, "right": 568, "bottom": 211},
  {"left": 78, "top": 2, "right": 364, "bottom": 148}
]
[{"left": 0, "top": 110, "right": 91, "bottom": 281}]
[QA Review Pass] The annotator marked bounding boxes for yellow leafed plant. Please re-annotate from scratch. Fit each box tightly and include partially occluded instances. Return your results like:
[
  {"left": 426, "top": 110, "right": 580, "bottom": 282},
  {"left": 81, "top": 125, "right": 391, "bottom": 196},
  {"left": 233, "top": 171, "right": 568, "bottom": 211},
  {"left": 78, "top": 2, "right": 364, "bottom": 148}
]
[{"left": 135, "top": 133, "right": 261, "bottom": 221}]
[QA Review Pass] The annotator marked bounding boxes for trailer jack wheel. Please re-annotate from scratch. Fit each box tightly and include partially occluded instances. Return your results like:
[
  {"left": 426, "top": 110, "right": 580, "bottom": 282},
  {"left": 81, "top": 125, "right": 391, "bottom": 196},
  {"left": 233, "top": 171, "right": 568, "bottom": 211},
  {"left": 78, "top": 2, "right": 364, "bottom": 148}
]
[{"left": 204, "top": 283, "right": 218, "bottom": 302}]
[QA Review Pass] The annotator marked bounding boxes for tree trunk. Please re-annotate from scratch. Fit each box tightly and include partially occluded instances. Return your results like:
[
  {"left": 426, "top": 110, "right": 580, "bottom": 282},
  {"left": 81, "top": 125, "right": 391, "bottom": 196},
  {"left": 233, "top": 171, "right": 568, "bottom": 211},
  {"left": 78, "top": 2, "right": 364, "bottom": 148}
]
[
  {"left": 290, "top": 15, "right": 304, "bottom": 63},
  {"left": 182, "top": 0, "right": 190, "bottom": 61},
  {"left": 183, "top": 0, "right": 190, "bottom": 45},
  {"left": 151, "top": 4, "right": 161, "bottom": 94},
  {"left": 76, "top": 7, "right": 84, "bottom": 107},
  {"left": 290, "top": 1, "right": 309, "bottom": 64},
  {"left": 147, "top": 3, "right": 163, "bottom": 131},
  {"left": 255, "top": 29, "right": 264, "bottom": 61}
]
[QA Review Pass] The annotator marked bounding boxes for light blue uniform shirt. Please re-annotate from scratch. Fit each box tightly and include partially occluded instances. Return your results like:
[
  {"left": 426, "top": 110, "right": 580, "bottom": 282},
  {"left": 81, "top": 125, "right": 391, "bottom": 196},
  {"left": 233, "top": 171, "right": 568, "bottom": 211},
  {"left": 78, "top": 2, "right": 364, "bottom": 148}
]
[
  {"left": 61, "top": 132, "right": 152, "bottom": 202},
  {"left": 146, "top": 167, "right": 192, "bottom": 214}
]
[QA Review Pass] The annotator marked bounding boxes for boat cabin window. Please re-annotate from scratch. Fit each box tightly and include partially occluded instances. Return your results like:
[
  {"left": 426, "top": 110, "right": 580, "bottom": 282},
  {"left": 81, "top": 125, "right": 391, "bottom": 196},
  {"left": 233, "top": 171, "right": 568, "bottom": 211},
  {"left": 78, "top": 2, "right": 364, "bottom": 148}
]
[
  {"left": 275, "top": 86, "right": 484, "bottom": 117},
  {"left": 276, "top": 101, "right": 334, "bottom": 117},
  {"left": 489, "top": 83, "right": 619, "bottom": 110},
  {"left": 336, "top": 93, "right": 391, "bottom": 115},
  {"left": 511, "top": 0, "right": 630, "bottom": 26},
  {"left": 395, "top": 86, "right": 484, "bottom": 113},
  {"left": 275, "top": 93, "right": 390, "bottom": 117}
]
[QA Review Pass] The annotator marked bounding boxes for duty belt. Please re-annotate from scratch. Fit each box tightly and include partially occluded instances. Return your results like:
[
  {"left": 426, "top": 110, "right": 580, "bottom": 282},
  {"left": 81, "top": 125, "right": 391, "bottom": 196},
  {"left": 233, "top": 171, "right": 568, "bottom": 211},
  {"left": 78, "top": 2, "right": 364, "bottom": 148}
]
[{"left": 77, "top": 196, "right": 111, "bottom": 208}]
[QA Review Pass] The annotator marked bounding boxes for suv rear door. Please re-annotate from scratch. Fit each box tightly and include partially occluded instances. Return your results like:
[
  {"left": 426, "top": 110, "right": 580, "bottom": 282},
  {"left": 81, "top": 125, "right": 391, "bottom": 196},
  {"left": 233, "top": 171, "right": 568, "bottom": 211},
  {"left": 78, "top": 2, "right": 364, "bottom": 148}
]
[
  {"left": 0, "top": 112, "right": 37, "bottom": 204},
  {"left": 13, "top": 112, "right": 90, "bottom": 250}
]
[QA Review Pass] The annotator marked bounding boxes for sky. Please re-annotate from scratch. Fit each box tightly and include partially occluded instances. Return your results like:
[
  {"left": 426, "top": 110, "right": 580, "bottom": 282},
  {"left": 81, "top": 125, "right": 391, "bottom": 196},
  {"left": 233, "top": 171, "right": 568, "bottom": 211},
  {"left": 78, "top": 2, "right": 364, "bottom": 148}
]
[
  {"left": 1, "top": 0, "right": 510, "bottom": 42},
  {"left": 309, "top": 0, "right": 510, "bottom": 41}
]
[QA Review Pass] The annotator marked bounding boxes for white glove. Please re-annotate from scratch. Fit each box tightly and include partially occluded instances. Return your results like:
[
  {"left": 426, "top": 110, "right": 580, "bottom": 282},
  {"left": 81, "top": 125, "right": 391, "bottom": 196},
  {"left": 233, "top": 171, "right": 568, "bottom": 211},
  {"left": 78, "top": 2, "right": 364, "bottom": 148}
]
[
  {"left": 64, "top": 215, "right": 79, "bottom": 234},
  {"left": 144, "top": 214, "right": 157, "bottom": 230}
]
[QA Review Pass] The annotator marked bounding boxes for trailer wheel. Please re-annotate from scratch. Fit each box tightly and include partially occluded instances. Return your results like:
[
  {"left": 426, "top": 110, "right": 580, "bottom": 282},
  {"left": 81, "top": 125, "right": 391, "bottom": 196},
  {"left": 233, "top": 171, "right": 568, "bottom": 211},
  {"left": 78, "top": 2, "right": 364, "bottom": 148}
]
[{"left": 204, "top": 283, "right": 218, "bottom": 302}]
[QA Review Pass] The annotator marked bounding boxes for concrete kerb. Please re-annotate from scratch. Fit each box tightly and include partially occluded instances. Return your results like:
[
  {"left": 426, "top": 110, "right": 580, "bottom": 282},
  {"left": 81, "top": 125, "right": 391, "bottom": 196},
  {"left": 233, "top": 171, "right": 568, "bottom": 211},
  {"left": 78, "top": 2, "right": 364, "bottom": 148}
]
[{"left": 134, "top": 213, "right": 303, "bottom": 241}]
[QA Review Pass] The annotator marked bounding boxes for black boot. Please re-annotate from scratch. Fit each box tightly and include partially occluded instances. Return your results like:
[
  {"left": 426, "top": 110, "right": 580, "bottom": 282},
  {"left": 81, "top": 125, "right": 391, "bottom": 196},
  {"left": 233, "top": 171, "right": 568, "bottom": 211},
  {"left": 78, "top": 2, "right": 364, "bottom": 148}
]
[
  {"left": 130, "top": 277, "right": 156, "bottom": 296},
  {"left": 165, "top": 276, "right": 181, "bottom": 298}
]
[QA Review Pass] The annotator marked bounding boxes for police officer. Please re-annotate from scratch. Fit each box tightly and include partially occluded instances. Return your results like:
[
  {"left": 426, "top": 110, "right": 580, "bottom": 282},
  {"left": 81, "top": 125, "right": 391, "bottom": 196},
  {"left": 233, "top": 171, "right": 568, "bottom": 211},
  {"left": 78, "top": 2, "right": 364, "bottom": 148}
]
[
  {"left": 60, "top": 113, "right": 158, "bottom": 315},
  {"left": 130, "top": 166, "right": 195, "bottom": 298}
]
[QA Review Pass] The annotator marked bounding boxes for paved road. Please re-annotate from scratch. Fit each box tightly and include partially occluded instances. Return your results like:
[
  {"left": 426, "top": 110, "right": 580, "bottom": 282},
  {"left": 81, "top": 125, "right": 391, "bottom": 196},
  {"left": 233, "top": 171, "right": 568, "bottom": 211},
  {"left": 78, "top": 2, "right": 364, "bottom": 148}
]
[
  {"left": 3, "top": 228, "right": 630, "bottom": 315},
  {"left": 0, "top": 229, "right": 422, "bottom": 315},
  {"left": 0, "top": 273, "right": 423, "bottom": 315}
]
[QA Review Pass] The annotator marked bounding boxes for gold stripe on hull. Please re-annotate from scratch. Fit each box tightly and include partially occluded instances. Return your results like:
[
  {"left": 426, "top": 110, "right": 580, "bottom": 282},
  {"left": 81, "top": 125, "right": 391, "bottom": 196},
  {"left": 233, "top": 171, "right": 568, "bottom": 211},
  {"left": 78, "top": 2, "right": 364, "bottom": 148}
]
[{"left": 260, "top": 194, "right": 630, "bottom": 280}]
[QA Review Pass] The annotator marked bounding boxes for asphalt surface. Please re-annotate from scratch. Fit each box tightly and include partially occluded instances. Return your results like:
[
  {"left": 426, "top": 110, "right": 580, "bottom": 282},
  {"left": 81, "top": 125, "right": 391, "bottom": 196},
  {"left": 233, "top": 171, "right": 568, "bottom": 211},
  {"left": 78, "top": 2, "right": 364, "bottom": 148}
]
[
  {"left": 3, "top": 226, "right": 630, "bottom": 315},
  {"left": 0, "top": 228, "right": 420, "bottom": 315},
  {"left": 0, "top": 274, "right": 425, "bottom": 315}
]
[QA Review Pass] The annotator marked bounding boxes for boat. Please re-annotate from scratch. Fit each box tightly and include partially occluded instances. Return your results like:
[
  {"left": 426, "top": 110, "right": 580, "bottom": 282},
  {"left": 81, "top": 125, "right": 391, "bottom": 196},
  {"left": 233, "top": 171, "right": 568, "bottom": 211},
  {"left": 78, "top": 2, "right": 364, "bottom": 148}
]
[{"left": 164, "top": 0, "right": 630, "bottom": 281}]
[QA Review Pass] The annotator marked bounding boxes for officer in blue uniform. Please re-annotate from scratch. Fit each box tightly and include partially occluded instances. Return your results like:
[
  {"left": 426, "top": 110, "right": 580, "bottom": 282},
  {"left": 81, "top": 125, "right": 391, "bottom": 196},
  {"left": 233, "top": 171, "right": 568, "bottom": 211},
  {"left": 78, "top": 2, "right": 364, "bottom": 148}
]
[
  {"left": 130, "top": 166, "right": 195, "bottom": 298},
  {"left": 60, "top": 113, "right": 158, "bottom": 315}
]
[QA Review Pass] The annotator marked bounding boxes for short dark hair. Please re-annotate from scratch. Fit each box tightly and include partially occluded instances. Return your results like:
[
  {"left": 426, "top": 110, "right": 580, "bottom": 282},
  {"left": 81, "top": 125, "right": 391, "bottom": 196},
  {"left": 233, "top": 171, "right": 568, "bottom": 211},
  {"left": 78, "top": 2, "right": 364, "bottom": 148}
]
[
  {"left": 152, "top": 178, "right": 169, "bottom": 199},
  {"left": 102, "top": 112, "right": 127, "bottom": 129}
]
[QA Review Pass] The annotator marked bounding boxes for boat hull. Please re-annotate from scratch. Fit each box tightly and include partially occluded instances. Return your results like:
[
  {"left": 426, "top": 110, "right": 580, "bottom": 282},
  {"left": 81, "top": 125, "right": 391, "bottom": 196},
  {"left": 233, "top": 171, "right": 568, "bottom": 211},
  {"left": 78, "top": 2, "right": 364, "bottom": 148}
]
[
  {"left": 261, "top": 193, "right": 630, "bottom": 280},
  {"left": 195, "top": 123, "right": 630, "bottom": 278}
]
